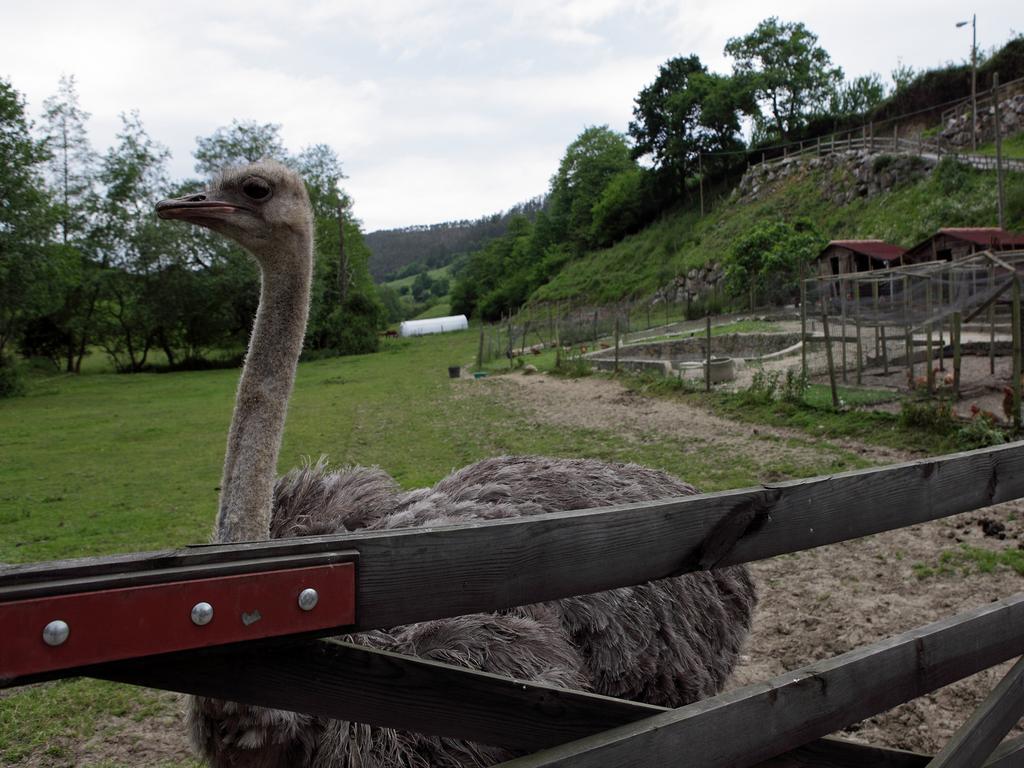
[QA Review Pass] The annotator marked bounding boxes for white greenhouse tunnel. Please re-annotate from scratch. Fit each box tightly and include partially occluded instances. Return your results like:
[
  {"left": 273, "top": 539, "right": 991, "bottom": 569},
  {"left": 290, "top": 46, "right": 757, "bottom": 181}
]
[{"left": 398, "top": 315, "right": 469, "bottom": 337}]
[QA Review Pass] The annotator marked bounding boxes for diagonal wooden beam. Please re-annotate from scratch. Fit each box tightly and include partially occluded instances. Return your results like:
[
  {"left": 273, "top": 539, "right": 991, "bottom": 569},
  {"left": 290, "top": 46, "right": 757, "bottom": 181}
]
[
  {"left": 495, "top": 594, "right": 1024, "bottom": 768},
  {"left": 4, "top": 444, "right": 1024, "bottom": 653},
  {"left": 927, "top": 656, "right": 1024, "bottom": 768}
]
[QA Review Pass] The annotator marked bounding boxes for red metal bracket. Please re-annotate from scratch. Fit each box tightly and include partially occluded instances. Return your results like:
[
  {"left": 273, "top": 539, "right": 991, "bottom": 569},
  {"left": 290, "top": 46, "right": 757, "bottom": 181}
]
[{"left": 0, "top": 563, "right": 355, "bottom": 679}]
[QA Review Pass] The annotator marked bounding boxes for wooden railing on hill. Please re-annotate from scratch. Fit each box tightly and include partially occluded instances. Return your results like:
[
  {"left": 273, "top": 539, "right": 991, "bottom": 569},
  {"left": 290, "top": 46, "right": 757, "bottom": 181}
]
[
  {"left": 754, "top": 133, "right": 1024, "bottom": 174},
  {"left": 940, "top": 75, "right": 1024, "bottom": 126},
  {"left": 4, "top": 443, "right": 1024, "bottom": 766}
]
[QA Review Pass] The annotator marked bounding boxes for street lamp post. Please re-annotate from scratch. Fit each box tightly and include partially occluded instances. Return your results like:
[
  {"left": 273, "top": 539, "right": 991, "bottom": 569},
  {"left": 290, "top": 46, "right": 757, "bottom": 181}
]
[{"left": 957, "top": 14, "right": 977, "bottom": 151}]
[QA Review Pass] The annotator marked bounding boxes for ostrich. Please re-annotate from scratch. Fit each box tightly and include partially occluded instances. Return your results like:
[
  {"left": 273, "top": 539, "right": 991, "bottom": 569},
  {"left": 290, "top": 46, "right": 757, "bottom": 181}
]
[{"left": 156, "top": 160, "right": 756, "bottom": 768}]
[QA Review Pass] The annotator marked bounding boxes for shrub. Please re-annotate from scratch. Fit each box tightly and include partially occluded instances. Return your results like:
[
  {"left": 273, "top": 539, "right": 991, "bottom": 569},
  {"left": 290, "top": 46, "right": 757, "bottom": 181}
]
[
  {"left": 955, "top": 410, "right": 1007, "bottom": 450},
  {"left": 781, "top": 369, "right": 809, "bottom": 404},
  {"left": 0, "top": 361, "right": 25, "bottom": 398},
  {"left": 898, "top": 398, "right": 955, "bottom": 434},
  {"left": 737, "top": 368, "right": 780, "bottom": 406}
]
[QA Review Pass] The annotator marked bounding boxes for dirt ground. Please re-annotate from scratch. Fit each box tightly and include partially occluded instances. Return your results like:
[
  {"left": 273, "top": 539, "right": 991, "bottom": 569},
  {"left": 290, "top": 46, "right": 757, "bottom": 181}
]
[
  {"left": 17, "top": 368, "right": 1024, "bottom": 765},
  {"left": 497, "top": 372, "right": 1024, "bottom": 756}
]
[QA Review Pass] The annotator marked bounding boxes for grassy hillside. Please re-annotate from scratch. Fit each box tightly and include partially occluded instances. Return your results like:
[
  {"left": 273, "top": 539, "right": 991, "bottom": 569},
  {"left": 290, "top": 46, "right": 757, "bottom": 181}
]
[{"left": 533, "top": 149, "right": 1024, "bottom": 305}]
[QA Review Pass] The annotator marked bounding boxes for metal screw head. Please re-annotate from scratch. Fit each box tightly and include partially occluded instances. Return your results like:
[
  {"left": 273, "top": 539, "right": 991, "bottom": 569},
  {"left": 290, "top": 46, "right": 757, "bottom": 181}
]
[
  {"left": 191, "top": 601, "right": 214, "bottom": 626},
  {"left": 298, "top": 588, "right": 319, "bottom": 611},
  {"left": 42, "top": 620, "right": 70, "bottom": 647}
]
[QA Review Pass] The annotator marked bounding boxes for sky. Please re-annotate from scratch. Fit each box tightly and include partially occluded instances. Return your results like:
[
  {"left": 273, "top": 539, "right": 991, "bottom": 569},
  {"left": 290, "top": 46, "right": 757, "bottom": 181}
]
[{"left": 2, "top": 1, "right": 1021, "bottom": 232}]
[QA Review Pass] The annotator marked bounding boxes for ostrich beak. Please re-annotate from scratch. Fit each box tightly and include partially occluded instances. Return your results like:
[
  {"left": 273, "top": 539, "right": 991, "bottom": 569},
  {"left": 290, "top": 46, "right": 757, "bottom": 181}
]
[{"left": 155, "top": 192, "right": 249, "bottom": 224}]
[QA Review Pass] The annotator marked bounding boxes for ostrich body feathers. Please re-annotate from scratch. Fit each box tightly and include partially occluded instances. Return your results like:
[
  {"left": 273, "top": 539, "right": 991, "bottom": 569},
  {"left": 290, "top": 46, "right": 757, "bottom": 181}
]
[{"left": 190, "top": 455, "right": 756, "bottom": 768}]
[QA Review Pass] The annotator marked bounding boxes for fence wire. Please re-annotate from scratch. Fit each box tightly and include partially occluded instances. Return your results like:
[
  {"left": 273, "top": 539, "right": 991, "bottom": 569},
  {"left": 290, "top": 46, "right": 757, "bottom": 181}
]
[{"left": 804, "top": 250, "right": 1024, "bottom": 331}]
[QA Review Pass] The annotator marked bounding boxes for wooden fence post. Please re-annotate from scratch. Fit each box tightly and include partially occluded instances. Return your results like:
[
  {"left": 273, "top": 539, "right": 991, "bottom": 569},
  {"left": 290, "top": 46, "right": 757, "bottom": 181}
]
[
  {"left": 953, "top": 312, "right": 962, "bottom": 399},
  {"left": 476, "top": 323, "right": 485, "bottom": 370},
  {"left": 800, "top": 275, "right": 808, "bottom": 380},
  {"left": 991, "top": 266, "right": 997, "bottom": 375},
  {"left": 926, "top": 279, "right": 934, "bottom": 395},
  {"left": 855, "top": 318, "right": 863, "bottom": 386},
  {"left": 840, "top": 279, "right": 848, "bottom": 383},
  {"left": 705, "top": 315, "right": 712, "bottom": 393},
  {"left": 1014, "top": 277, "right": 1022, "bottom": 431},
  {"left": 905, "top": 276, "right": 914, "bottom": 387},
  {"left": 822, "top": 304, "right": 840, "bottom": 409},
  {"left": 614, "top": 315, "right": 620, "bottom": 374},
  {"left": 995, "top": 72, "right": 1006, "bottom": 230}
]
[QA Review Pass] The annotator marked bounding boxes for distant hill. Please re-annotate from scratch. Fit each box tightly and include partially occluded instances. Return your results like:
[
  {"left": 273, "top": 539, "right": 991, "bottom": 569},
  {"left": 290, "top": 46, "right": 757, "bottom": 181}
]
[{"left": 365, "top": 197, "right": 545, "bottom": 281}]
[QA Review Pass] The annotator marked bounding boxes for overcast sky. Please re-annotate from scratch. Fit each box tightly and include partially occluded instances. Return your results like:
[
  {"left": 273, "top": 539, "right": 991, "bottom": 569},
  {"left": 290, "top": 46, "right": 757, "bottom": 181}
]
[{"left": 2, "top": 1, "right": 1021, "bottom": 232}]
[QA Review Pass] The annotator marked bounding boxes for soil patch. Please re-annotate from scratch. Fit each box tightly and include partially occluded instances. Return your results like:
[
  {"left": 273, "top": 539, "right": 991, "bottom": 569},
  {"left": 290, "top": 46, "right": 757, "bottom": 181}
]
[{"left": 491, "top": 371, "right": 1024, "bottom": 755}]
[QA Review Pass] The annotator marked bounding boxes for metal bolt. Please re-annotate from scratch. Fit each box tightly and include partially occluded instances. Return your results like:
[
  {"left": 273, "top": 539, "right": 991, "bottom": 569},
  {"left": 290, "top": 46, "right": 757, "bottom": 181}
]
[
  {"left": 43, "top": 620, "right": 70, "bottom": 647},
  {"left": 298, "top": 588, "right": 319, "bottom": 611},
  {"left": 191, "top": 601, "right": 214, "bottom": 626}
]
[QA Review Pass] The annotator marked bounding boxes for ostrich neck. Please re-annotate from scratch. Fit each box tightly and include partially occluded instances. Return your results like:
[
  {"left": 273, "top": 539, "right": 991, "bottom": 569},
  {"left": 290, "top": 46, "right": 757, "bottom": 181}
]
[{"left": 216, "top": 236, "right": 312, "bottom": 543}]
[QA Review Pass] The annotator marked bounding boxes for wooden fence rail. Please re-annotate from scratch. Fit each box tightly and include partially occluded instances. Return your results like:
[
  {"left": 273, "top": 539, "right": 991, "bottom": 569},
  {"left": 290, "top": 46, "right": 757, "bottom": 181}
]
[
  {"left": 4, "top": 443, "right": 1024, "bottom": 684},
  {"left": 5, "top": 442, "right": 1024, "bottom": 766}
]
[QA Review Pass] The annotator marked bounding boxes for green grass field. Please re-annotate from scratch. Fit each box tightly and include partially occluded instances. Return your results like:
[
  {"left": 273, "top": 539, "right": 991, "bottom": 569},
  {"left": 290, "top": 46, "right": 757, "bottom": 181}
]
[{"left": 0, "top": 328, "right": 900, "bottom": 765}]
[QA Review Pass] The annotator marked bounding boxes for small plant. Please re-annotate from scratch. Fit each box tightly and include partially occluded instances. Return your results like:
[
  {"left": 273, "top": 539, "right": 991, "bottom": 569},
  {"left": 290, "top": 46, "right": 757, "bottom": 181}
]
[
  {"left": 956, "top": 408, "right": 1007, "bottom": 450},
  {"left": 552, "top": 349, "right": 593, "bottom": 378},
  {"left": 780, "top": 369, "right": 809, "bottom": 404},
  {"left": 0, "top": 360, "right": 25, "bottom": 398},
  {"left": 737, "top": 368, "right": 780, "bottom": 406},
  {"left": 898, "top": 398, "right": 955, "bottom": 434}
]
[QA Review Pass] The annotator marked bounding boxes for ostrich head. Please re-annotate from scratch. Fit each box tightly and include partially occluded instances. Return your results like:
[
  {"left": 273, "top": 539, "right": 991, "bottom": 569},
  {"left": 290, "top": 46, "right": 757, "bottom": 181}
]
[
  {"left": 156, "top": 158, "right": 313, "bottom": 272},
  {"left": 155, "top": 159, "right": 316, "bottom": 542}
]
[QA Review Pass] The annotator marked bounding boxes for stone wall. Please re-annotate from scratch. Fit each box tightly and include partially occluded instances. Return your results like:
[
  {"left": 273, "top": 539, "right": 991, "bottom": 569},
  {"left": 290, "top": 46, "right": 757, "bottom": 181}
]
[
  {"left": 735, "top": 150, "right": 934, "bottom": 206},
  {"left": 588, "top": 332, "right": 802, "bottom": 363},
  {"left": 941, "top": 93, "right": 1024, "bottom": 148}
]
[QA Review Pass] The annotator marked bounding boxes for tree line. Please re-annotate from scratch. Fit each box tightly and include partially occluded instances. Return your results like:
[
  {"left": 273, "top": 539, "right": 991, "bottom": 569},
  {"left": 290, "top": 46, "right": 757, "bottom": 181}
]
[
  {"left": 451, "top": 18, "right": 1020, "bottom": 321},
  {"left": 0, "top": 76, "right": 382, "bottom": 394}
]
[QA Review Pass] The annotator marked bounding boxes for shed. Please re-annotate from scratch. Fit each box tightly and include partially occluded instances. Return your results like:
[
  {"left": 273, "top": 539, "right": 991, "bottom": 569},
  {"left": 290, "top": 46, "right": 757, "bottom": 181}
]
[
  {"left": 816, "top": 240, "right": 906, "bottom": 278},
  {"left": 903, "top": 227, "right": 1024, "bottom": 264},
  {"left": 399, "top": 315, "right": 469, "bottom": 337}
]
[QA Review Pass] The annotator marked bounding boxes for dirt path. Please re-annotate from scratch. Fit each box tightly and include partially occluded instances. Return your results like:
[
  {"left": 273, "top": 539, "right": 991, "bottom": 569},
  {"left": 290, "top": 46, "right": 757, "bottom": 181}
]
[
  {"left": 491, "top": 372, "right": 1024, "bottom": 754},
  {"left": 493, "top": 371, "right": 914, "bottom": 466}
]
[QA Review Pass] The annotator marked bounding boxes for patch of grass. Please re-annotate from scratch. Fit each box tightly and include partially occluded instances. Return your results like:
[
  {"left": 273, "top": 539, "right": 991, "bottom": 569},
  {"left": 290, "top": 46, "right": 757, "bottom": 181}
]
[
  {"left": 915, "top": 544, "right": 1024, "bottom": 579},
  {"left": 0, "top": 680, "right": 198, "bottom": 767},
  {"left": 803, "top": 384, "right": 901, "bottom": 409},
  {"left": 975, "top": 130, "right": 1024, "bottom": 160}
]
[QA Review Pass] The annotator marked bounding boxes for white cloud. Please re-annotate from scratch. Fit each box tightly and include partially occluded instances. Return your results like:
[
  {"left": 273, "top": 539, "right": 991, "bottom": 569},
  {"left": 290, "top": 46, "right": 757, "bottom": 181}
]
[{"left": 2, "top": 0, "right": 1022, "bottom": 231}]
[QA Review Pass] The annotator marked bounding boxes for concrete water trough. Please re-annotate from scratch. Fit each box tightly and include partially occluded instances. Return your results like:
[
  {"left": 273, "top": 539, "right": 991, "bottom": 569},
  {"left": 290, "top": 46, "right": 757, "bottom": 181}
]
[{"left": 586, "top": 332, "right": 799, "bottom": 382}]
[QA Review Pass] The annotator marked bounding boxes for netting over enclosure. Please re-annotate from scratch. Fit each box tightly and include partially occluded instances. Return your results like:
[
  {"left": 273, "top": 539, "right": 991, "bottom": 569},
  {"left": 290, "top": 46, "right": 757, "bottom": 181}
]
[{"left": 804, "top": 249, "right": 1024, "bottom": 330}]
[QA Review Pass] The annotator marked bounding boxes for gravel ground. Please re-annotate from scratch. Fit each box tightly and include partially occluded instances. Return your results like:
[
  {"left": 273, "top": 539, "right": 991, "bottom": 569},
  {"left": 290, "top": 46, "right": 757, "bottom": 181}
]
[{"left": 496, "top": 372, "right": 1024, "bottom": 756}]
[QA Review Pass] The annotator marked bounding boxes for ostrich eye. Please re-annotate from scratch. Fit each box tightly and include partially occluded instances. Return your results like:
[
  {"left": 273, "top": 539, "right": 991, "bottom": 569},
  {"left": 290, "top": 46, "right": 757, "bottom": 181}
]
[{"left": 241, "top": 177, "right": 272, "bottom": 201}]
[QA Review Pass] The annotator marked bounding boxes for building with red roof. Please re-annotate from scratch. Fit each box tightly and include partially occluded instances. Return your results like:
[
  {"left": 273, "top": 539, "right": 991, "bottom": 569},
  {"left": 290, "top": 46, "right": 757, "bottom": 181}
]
[
  {"left": 816, "top": 240, "right": 907, "bottom": 278},
  {"left": 904, "top": 228, "right": 1024, "bottom": 264}
]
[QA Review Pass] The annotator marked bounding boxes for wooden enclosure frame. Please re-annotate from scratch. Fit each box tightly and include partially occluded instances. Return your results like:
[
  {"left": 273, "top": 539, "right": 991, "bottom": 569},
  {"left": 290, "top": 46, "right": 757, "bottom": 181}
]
[{"left": 4, "top": 443, "right": 1024, "bottom": 766}]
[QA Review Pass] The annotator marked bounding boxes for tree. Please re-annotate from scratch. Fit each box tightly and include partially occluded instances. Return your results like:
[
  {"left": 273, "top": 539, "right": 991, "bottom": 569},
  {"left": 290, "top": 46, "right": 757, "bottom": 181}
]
[
  {"left": 0, "top": 78, "right": 62, "bottom": 378},
  {"left": 830, "top": 73, "right": 887, "bottom": 117},
  {"left": 725, "top": 17, "right": 843, "bottom": 140},
  {"left": 93, "top": 111, "right": 178, "bottom": 371},
  {"left": 890, "top": 59, "right": 917, "bottom": 95},
  {"left": 725, "top": 219, "right": 823, "bottom": 308},
  {"left": 548, "top": 125, "right": 636, "bottom": 251},
  {"left": 193, "top": 119, "right": 287, "bottom": 176},
  {"left": 36, "top": 75, "right": 102, "bottom": 371},
  {"left": 629, "top": 55, "right": 751, "bottom": 199}
]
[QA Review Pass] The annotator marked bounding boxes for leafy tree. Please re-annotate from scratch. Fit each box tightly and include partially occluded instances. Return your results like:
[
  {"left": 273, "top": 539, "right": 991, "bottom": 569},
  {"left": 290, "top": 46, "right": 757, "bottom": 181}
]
[
  {"left": 0, "top": 77, "right": 62, "bottom": 381},
  {"left": 293, "top": 143, "right": 382, "bottom": 355},
  {"left": 92, "top": 111, "right": 178, "bottom": 371},
  {"left": 590, "top": 167, "right": 649, "bottom": 246},
  {"left": 830, "top": 73, "right": 887, "bottom": 117},
  {"left": 629, "top": 55, "right": 751, "bottom": 198},
  {"left": 725, "top": 219, "right": 823, "bottom": 308},
  {"left": 194, "top": 119, "right": 288, "bottom": 176},
  {"left": 890, "top": 59, "right": 917, "bottom": 94},
  {"left": 36, "top": 75, "right": 102, "bottom": 371},
  {"left": 548, "top": 126, "right": 636, "bottom": 252},
  {"left": 411, "top": 271, "right": 434, "bottom": 302},
  {"left": 725, "top": 17, "right": 843, "bottom": 140}
]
